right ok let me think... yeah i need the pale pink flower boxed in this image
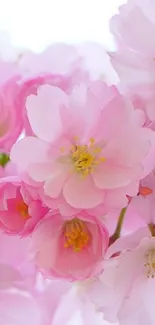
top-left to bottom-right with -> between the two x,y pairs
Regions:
0,230 -> 73,325
37,277 -> 72,325
19,44 -> 84,77
0,262 -> 40,325
110,0 -> 155,123
50,283 -> 108,325
19,43 -> 118,135
77,42 -> 119,85
11,82 -> 155,210
18,44 -> 90,135
0,231 -> 36,286
87,227 -> 155,325
0,289 -> 42,325
31,210 -> 109,281
19,74 -> 79,136
0,179 -> 48,236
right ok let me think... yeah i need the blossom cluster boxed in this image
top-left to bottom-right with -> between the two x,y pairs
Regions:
1,1 -> 155,324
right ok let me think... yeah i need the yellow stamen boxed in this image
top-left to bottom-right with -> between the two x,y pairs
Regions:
16,201 -> 30,219
63,218 -> 90,252
60,147 -> 65,153
71,138 -> 105,177
144,249 -> 155,278
59,137 -> 105,177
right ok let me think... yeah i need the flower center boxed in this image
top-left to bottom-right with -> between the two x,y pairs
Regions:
16,200 -> 30,219
63,218 -> 90,252
71,138 -> 105,177
144,249 -> 155,278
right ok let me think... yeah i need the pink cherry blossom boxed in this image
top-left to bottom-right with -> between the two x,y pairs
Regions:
19,74 -> 82,136
19,43 -> 118,135
87,227 -> 155,325
0,229 -> 73,325
31,210 -> 109,281
18,44 -> 90,135
77,42 -> 119,85
0,231 -> 36,286
0,74 -> 23,152
110,0 -> 155,123
11,82 -> 155,210
50,282 -> 109,325
0,178 -> 48,236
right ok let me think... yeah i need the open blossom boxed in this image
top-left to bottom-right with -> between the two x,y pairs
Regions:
0,178 -> 48,236
86,227 -> 155,325
105,228 -> 155,325
31,210 -> 109,281
110,0 -> 155,123
11,82 -> 155,210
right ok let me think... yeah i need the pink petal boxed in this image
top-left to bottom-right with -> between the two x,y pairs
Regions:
28,162 -> 57,182
0,291 -> 41,325
0,211 -> 26,233
93,163 -> 142,189
94,90 -> 129,142
11,137 -> 49,171
0,264 -> 22,289
44,166 -> 69,198
26,85 -> 68,142
63,174 -> 104,209
142,279 -> 155,324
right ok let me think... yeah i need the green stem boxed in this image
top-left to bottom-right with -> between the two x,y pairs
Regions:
110,207 -> 127,244
0,153 -> 10,167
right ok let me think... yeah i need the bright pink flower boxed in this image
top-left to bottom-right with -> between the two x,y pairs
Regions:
0,74 -> 23,152
0,179 -> 48,235
31,210 -> 109,281
11,83 -> 155,210
110,0 -> 155,123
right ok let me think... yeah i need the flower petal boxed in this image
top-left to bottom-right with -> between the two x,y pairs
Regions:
63,174 -> 104,209
44,165 -> 69,198
26,85 -> 68,142
93,163 -> 142,189
11,137 -> 49,171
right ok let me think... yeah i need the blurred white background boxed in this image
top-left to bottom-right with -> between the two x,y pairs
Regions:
0,0 -> 125,51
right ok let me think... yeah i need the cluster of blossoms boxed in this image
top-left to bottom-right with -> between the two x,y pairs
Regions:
1,1 -> 155,324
